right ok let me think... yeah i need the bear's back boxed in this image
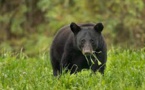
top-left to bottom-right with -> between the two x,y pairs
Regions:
50,25 -> 73,60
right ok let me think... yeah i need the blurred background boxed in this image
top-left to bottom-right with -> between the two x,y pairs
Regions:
0,0 -> 145,56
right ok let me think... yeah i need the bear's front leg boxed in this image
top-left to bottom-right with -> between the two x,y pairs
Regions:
90,59 -> 99,73
90,56 -> 106,74
60,52 -> 71,74
95,48 -> 107,74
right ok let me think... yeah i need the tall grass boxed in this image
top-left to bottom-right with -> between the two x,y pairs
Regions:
0,48 -> 145,90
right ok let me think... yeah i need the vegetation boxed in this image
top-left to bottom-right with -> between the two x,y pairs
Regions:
0,48 -> 145,90
0,1 -> 145,90
0,0 -> 144,53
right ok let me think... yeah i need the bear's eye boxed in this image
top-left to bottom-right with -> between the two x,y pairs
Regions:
90,39 -> 95,44
81,39 -> 85,44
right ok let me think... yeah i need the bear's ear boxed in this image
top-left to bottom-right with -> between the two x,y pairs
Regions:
94,23 -> 104,33
70,22 -> 81,35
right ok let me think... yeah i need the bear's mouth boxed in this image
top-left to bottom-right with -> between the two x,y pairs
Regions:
82,47 -> 94,56
83,49 -> 102,65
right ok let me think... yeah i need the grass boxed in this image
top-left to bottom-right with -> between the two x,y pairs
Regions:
0,47 -> 145,90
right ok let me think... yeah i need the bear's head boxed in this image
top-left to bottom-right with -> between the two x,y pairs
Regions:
70,22 -> 104,56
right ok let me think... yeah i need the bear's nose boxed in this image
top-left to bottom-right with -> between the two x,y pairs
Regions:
82,42 -> 93,56
83,49 -> 92,56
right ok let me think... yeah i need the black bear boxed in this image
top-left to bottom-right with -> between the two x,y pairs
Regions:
50,22 -> 107,76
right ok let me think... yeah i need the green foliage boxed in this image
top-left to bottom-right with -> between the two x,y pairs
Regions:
0,1 -> 145,89
0,48 -> 145,90
0,0 -> 145,48
0,35 -> 52,56
0,0 -> 145,47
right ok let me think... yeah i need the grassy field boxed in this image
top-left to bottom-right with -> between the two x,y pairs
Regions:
0,47 -> 145,90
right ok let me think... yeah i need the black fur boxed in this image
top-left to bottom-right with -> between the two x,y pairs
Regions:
50,22 -> 107,76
